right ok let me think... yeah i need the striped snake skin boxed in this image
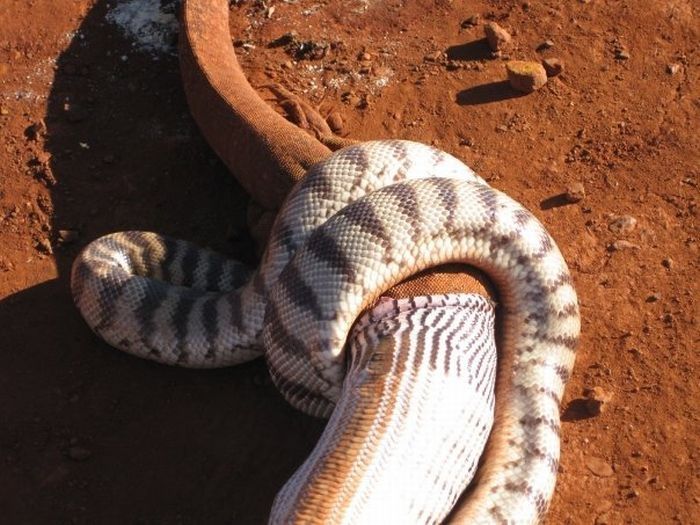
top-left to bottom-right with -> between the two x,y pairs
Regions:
71,140 -> 580,524
270,294 -> 498,523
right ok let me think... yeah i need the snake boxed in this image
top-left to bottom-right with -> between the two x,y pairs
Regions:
71,140 -> 580,524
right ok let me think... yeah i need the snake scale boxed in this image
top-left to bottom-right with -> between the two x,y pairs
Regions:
71,140 -> 580,524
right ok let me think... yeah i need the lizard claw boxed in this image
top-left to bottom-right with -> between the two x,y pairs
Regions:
264,83 -> 357,151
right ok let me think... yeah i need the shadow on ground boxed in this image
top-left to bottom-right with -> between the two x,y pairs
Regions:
0,2 -> 324,522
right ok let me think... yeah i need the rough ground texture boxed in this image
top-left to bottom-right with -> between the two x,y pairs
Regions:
0,1 -> 698,524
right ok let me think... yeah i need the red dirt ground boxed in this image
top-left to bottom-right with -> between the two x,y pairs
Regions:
0,1 -> 697,524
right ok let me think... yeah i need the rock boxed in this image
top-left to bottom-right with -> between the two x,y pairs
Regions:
609,240 -> 640,251
506,61 -> 548,93
585,456 -> 615,477
424,50 -> 443,62
461,15 -> 481,28
67,446 -> 92,461
37,238 -> 53,255
564,182 -> 585,203
484,22 -> 511,51
537,39 -> 555,51
666,63 -> 681,75
608,215 -> 637,234
542,57 -> 564,77
584,386 -> 613,416
662,257 -> 673,269
615,49 -> 630,60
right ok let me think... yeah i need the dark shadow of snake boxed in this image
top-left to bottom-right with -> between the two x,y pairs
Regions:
0,1 -> 321,522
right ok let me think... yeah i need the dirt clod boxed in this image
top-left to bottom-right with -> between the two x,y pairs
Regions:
609,240 -> 640,251
584,386 -> 613,416
537,40 -> 555,51
586,456 -> 615,477
564,182 -> 585,203
460,15 -> 480,28
646,293 -> 661,302
506,61 -> 548,93
608,215 -> 637,234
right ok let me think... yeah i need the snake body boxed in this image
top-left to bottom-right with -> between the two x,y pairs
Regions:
71,140 -> 579,523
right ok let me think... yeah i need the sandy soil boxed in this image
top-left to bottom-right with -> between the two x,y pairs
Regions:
0,1 -> 698,523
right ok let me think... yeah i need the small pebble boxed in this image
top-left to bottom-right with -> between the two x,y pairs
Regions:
608,215 -> 637,234
585,456 -> 615,477
662,257 -> 673,269
505,61 -> 548,93
584,386 -> 613,416
542,57 -> 564,77
666,63 -> 680,75
461,14 -> 481,28
537,40 -> 555,51
38,238 -> 53,255
484,22 -> 512,51
424,50 -> 443,62
67,446 -> 92,462
646,293 -> 661,303
609,240 -> 640,251
626,488 -> 640,499
564,182 -> 585,203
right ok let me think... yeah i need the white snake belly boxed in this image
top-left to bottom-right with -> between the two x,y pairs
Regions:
71,140 -> 580,524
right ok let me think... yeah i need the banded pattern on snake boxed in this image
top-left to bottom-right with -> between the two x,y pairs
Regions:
71,140 -> 580,524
